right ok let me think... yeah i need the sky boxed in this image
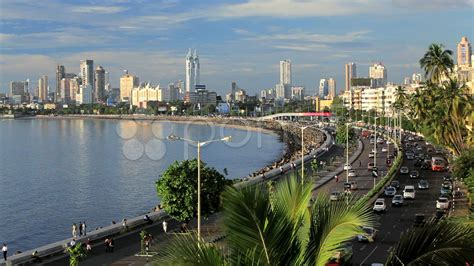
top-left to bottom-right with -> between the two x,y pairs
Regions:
0,0 -> 473,96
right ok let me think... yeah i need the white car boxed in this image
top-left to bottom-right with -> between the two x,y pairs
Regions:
357,226 -> 377,242
373,198 -> 386,212
330,191 -> 342,201
343,164 -> 352,170
436,197 -> 450,209
369,152 -> 375,158
381,147 -> 387,152
348,170 -> 357,177
403,185 -> 416,199
400,166 -> 409,174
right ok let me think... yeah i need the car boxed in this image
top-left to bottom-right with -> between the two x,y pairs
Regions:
427,147 -> 433,153
348,170 -> 357,177
390,180 -> 400,189
436,197 -> 450,209
343,164 -> 352,170
357,226 -> 377,242
435,148 -> 443,154
416,145 -> 423,151
442,181 -> 453,189
416,153 -> 425,159
371,148 -> 377,153
367,162 -> 375,170
421,162 -> 430,170
344,182 -> 352,191
440,184 -> 452,195
381,147 -> 387,153
384,186 -> 397,197
377,138 -> 384,144
443,176 -> 453,183
406,152 -> 415,160
408,136 -> 414,141
403,185 -> 416,199
409,170 -> 420,179
330,191 -> 342,201
392,195 -> 404,206
373,198 -> 386,212
350,181 -> 358,190
400,166 -> 409,174
414,158 -> 424,167
369,152 -> 375,158
414,214 -> 426,227
418,180 -> 429,190
434,209 -> 446,221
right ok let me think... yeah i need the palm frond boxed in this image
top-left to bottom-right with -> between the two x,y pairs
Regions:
386,221 -> 474,265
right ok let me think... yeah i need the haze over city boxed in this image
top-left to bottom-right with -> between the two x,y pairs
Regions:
1,0 -> 473,95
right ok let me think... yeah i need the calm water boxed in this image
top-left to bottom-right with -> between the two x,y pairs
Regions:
0,118 -> 284,252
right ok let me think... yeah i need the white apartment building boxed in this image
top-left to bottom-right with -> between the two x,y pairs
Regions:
131,83 -> 163,108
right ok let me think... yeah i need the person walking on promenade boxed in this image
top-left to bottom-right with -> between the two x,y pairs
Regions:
2,244 -> 7,261
32,250 -> 42,263
122,219 -> 128,231
86,239 -> 92,254
82,221 -> 87,236
109,238 -> 115,253
335,175 -> 339,183
72,224 -> 77,238
78,222 -> 83,236
162,220 -> 168,233
104,238 -> 110,252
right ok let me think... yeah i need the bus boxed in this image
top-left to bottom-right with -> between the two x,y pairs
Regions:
431,157 -> 446,172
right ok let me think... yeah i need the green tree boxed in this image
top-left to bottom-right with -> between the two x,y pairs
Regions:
419,43 -> 454,84
335,121 -> 355,145
67,243 -> 87,266
452,148 -> 474,182
158,177 -> 375,265
156,159 -> 232,222
386,221 -> 474,265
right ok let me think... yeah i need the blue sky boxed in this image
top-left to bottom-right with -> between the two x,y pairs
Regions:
0,0 -> 473,95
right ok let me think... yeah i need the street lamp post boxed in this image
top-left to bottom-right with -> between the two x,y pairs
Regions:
167,134 -> 232,241
346,121 -> 349,183
301,126 -> 307,185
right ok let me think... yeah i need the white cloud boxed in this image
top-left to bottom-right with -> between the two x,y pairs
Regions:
70,6 -> 128,14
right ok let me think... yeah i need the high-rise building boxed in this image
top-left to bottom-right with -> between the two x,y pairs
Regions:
9,81 -> 26,96
38,75 -> 48,102
185,49 -> 200,92
70,77 -> 80,103
291,86 -> 305,101
345,62 -> 356,91
404,77 -> 411,85
94,66 -> 106,103
280,59 -> 292,85
77,84 -> 92,105
60,78 -> 71,103
56,65 -> 65,96
80,60 -> 94,92
412,73 -> 423,84
328,78 -> 336,99
120,70 -> 139,102
369,62 -> 387,87
457,36 -> 472,67
319,79 -> 328,98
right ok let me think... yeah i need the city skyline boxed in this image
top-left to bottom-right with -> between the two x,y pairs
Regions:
0,0 -> 472,95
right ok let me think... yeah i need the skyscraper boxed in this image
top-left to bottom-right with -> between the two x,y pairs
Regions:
328,78 -> 336,99
345,62 -> 356,91
94,66 -> 106,103
457,36 -> 472,67
80,60 -> 94,92
185,49 -> 200,92
56,65 -> 65,96
319,79 -> 328,98
9,81 -> 26,96
280,60 -> 292,85
369,62 -> 387,87
120,70 -> 139,102
38,75 -> 48,102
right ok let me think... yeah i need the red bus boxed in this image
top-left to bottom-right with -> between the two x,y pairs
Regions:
431,157 -> 446,172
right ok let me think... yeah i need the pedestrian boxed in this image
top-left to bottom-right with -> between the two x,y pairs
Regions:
104,238 -> 110,252
69,238 -> 76,247
82,221 -> 87,236
109,238 -> 115,253
279,166 -> 284,175
79,222 -> 83,236
2,244 -> 7,261
335,175 -> 339,183
162,220 -> 168,233
32,250 -> 42,263
72,223 -> 77,238
359,160 -> 362,167
144,214 -> 153,225
122,219 -> 128,230
144,235 -> 151,253
86,239 -> 92,254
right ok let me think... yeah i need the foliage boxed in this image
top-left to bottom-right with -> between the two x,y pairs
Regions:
67,243 -> 87,266
419,43 -> 454,84
335,121 -> 356,145
158,177 -> 375,265
452,148 -> 474,181
156,159 -> 232,222
311,159 -> 319,175
386,221 -> 474,265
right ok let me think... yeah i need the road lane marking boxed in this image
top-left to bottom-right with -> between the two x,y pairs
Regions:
360,245 -> 367,251
360,246 -> 378,265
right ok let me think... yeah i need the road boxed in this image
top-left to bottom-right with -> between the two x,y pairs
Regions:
352,136 -> 450,265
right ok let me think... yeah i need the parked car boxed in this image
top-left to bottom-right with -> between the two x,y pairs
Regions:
350,181 -> 358,190
403,185 -> 416,199
348,170 -> 357,177
330,191 -> 342,201
410,170 -> 420,179
357,226 -> 377,242
392,195 -> 404,206
440,184 -> 452,195
373,198 -> 386,213
384,186 -> 397,197
390,180 -> 400,189
434,210 -> 446,221
418,180 -> 429,190
381,147 -> 387,153
367,162 -> 375,170
414,214 -> 426,227
400,166 -> 409,174
369,152 -> 375,158
343,164 -> 352,170
436,197 -> 450,210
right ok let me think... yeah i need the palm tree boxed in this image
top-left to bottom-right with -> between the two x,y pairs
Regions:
386,220 -> 474,265
158,177 -> 375,265
419,43 -> 454,84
